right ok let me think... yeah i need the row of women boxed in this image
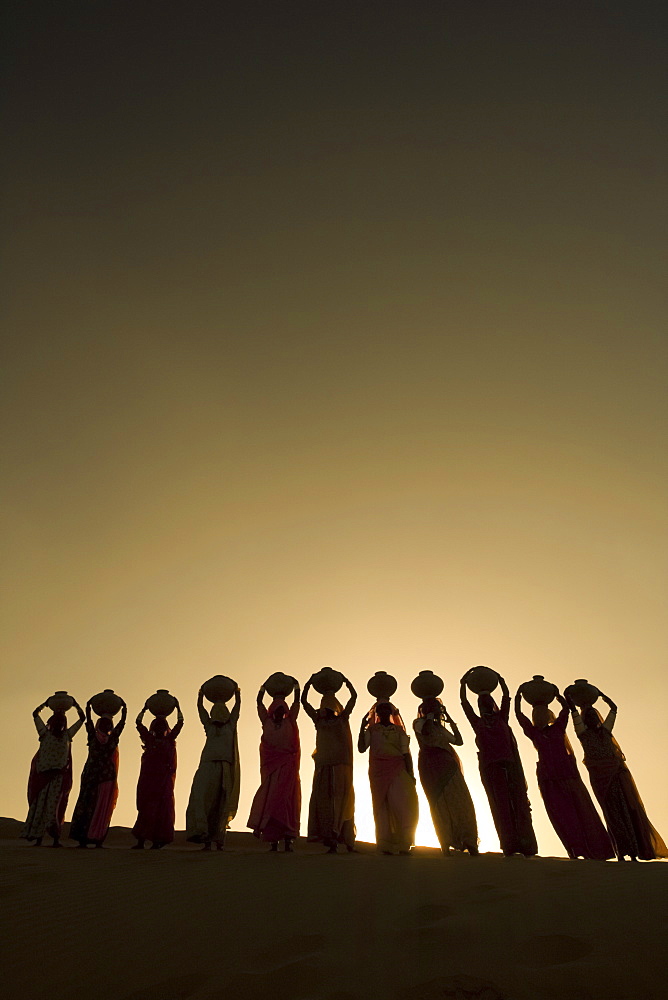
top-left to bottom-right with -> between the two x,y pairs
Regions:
21,667 -> 667,862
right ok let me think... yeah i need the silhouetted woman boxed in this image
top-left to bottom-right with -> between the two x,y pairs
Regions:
132,699 -> 184,850
70,698 -> 127,848
248,684 -> 301,851
514,689 -> 613,860
21,698 -> 85,847
460,670 -> 537,857
359,701 -> 419,855
567,688 -> 667,861
301,675 -> 357,853
413,697 -> 479,855
186,687 -> 241,851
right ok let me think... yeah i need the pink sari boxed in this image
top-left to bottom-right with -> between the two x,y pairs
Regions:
248,699 -> 301,841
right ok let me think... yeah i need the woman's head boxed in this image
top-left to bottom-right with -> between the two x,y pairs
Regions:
47,712 -> 67,735
149,717 -> 170,737
419,697 -> 443,719
272,704 -> 286,722
477,693 -> 497,717
376,702 -> 394,725
532,705 -> 555,730
583,706 -> 602,730
210,702 -> 230,725
96,717 -> 114,735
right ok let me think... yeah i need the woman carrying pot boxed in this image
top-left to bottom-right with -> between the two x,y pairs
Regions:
132,698 -> 184,850
70,696 -> 127,848
566,687 -> 667,861
248,680 -> 301,852
21,696 -> 85,847
460,669 -> 537,857
359,701 -> 419,855
514,687 -> 613,860
413,697 -> 479,855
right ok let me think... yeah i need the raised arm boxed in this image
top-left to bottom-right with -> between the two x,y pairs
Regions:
300,678 -> 317,722
136,704 -> 148,732
552,692 -> 570,730
197,688 -> 210,727
598,690 -> 617,731
230,687 -> 241,727
32,702 -> 47,735
170,698 -> 184,739
459,675 -> 478,728
441,706 -> 463,746
341,676 -> 357,718
112,699 -> 127,738
289,683 -> 301,721
357,712 -> 370,753
514,688 -> 532,735
256,685 -> 268,723
497,674 -> 510,721
68,698 -> 86,738
85,700 -> 96,736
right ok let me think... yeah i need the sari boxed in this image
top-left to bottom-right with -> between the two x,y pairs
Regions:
575,710 -> 667,860
133,719 -> 182,845
516,704 -> 613,859
20,715 -> 82,841
248,698 -> 301,842
307,706 -> 355,847
364,703 -> 419,854
70,717 -> 124,844
414,715 -> 478,853
186,703 -> 240,844
462,693 -> 537,856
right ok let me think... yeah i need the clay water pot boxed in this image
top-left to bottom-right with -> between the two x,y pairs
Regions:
311,667 -> 344,695
520,675 -> 558,706
411,670 -> 444,699
367,671 -> 398,700
46,691 -> 74,712
465,666 -> 499,694
201,675 -> 237,703
89,689 -> 123,717
145,689 -> 177,717
565,679 -> 600,709
264,672 -> 297,698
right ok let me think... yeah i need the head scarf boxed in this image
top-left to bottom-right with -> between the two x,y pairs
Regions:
320,691 -> 343,714
367,700 -> 406,730
418,697 -> 444,719
532,705 -> 574,755
46,711 -> 68,734
210,701 -> 230,723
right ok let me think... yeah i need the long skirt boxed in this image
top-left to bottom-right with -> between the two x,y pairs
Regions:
248,758 -> 301,842
307,763 -> 355,847
586,759 -> 668,860
186,761 -> 239,843
21,770 -> 72,841
418,747 -> 478,852
70,776 -> 119,844
370,756 -> 419,853
133,761 -> 177,845
480,756 -> 537,856
537,768 -> 613,860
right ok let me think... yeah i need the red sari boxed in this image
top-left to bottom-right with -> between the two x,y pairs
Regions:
132,721 -> 182,844
248,699 -> 301,842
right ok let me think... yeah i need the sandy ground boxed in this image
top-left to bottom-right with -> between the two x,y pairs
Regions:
1,819 -> 666,1000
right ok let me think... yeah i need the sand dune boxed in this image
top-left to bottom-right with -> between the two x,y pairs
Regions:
2,818 -> 666,1000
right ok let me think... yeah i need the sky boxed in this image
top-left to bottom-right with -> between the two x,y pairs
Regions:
1,0 -> 666,855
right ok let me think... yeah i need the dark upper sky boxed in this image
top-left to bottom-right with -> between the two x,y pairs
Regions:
1,1 -> 666,848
